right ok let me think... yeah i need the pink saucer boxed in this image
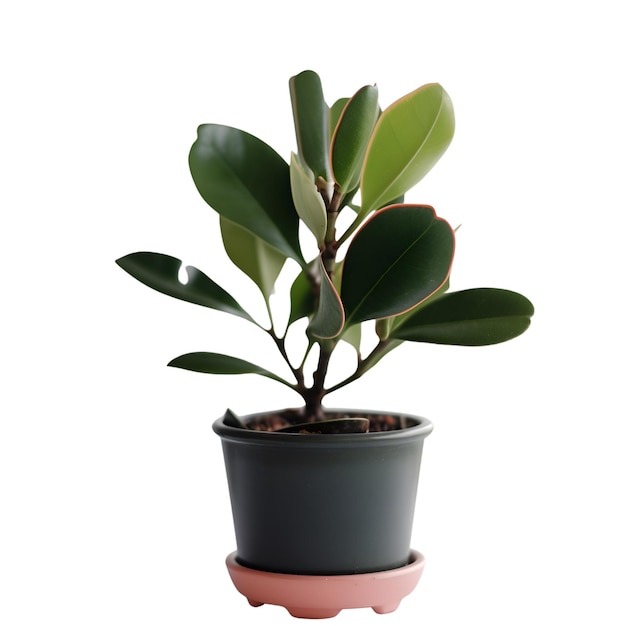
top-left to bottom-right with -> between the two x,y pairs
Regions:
225,550 -> 425,619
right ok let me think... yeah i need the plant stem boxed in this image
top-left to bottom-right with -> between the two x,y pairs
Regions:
295,185 -> 347,420
322,186 -> 342,278
268,328 -> 305,388
325,338 -> 400,396
303,343 -> 334,420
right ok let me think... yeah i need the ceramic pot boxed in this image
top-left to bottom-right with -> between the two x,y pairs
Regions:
213,408 -> 433,576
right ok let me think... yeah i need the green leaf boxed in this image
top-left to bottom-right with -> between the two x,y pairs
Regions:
389,288 -> 534,346
329,98 -> 349,135
341,205 -> 455,325
219,216 -> 286,304
289,152 -> 327,245
168,352 -> 293,387
189,124 -> 304,265
288,267 -> 315,326
360,83 -> 455,215
389,275 -> 450,329
116,252 -> 256,323
340,323 -> 361,353
289,70 -> 332,182
331,84 -> 379,193
308,257 -> 345,339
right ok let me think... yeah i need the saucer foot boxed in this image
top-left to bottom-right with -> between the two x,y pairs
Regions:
225,549 -> 425,619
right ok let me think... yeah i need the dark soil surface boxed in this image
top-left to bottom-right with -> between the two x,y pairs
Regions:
244,409 -> 410,433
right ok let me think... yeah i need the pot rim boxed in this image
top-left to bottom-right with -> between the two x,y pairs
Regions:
213,407 -> 433,447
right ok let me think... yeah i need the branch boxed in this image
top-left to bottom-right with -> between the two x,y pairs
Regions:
325,337 -> 402,396
267,327 -> 305,388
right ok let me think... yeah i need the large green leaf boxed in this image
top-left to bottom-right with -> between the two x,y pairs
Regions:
388,275 -> 450,328
341,205 -> 455,325
219,216 -> 286,304
116,252 -> 256,323
289,152 -> 327,245
389,288 -> 534,345
331,84 -> 379,193
289,70 -> 332,182
189,124 -> 304,265
168,352 -> 293,387
360,83 -> 455,215
308,257 -> 345,339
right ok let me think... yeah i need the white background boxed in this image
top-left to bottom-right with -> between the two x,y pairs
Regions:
2,1 -> 624,624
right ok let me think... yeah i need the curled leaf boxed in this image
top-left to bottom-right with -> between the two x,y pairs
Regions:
289,70 -> 332,182
290,152 -> 327,245
308,257 -> 345,339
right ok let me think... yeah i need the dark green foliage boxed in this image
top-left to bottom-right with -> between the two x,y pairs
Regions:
117,71 -> 533,420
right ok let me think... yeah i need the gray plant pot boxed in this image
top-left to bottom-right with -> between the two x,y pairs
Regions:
213,409 -> 433,576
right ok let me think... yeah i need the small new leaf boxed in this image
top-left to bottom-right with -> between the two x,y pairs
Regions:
289,70 -> 332,182
290,153 -> 327,245
331,84 -> 379,193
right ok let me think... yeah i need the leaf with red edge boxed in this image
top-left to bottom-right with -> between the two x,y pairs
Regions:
341,204 -> 455,325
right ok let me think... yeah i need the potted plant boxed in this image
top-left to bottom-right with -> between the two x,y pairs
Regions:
116,70 -> 534,618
